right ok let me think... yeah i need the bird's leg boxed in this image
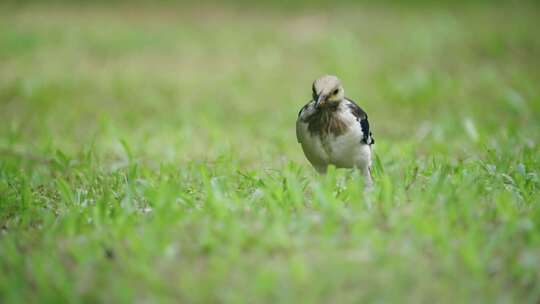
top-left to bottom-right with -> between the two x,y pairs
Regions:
363,166 -> 373,190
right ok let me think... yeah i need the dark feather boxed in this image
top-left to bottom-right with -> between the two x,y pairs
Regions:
306,103 -> 347,137
346,98 -> 374,145
298,101 -> 312,118
312,82 -> 318,101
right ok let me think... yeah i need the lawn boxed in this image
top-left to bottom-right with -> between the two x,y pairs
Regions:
1,1 -> 540,303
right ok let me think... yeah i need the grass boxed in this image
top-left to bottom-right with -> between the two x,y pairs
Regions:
1,2 -> 540,303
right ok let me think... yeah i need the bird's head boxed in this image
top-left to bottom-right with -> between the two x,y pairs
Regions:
312,75 -> 345,108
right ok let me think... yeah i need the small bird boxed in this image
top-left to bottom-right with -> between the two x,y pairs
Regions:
296,75 -> 375,187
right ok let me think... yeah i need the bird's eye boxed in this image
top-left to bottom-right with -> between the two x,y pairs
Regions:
333,89 -> 339,95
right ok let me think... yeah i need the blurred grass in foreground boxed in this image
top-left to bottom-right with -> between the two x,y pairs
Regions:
1,2 -> 540,303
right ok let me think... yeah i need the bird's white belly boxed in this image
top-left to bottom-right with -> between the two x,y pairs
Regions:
300,128 -> 371,169
298,128 -> 330,166
323,129 -> 371,168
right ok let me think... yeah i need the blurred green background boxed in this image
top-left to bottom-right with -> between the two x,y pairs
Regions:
1,1 -> 540,303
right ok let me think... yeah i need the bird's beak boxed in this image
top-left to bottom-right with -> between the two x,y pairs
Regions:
316,94 -> 326,107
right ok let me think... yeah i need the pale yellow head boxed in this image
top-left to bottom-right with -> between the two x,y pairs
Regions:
312,75 -> 345,107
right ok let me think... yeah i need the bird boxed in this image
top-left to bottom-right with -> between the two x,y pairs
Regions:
296,75 -> 375,187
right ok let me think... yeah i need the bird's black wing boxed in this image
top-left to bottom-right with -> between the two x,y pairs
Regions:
298,103 -> 308,118
296,100 -> 315,143
346,98 -> 374,145
297,100 -> 315,120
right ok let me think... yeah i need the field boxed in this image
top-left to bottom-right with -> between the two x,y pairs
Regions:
1,1 -> 540,303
